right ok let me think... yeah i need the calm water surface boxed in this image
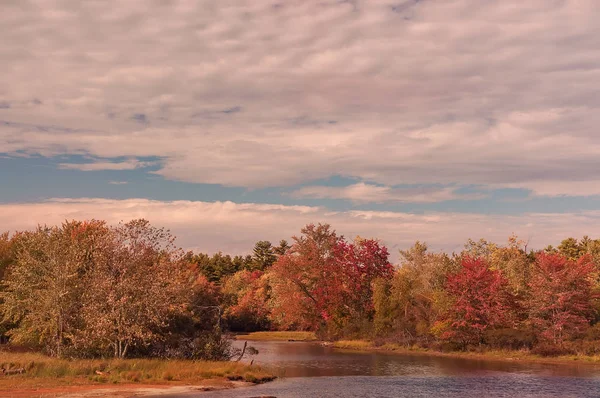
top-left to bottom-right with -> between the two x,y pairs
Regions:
171,341 -> 600,397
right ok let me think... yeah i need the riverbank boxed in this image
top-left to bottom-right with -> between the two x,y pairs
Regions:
331,340 -> 600,366
0,351 -> 275,397
235,331 -> 317,341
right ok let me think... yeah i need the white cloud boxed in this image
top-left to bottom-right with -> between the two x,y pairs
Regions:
1,1 -> 600,196
1,198 -> 599,261
59,159 -> 155,171
290,182 -> 487,203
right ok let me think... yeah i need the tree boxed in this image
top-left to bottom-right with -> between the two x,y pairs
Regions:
0,232 -> 16,342
374,242 -> 455,340
435,256 -> 515,347
250,241 -> 277,271
273,240 -> 291,256
487,235 -> 533,299
78,219 -> 190,358
270,224 -> 342,331
223,270 -> 272,332
558,237 -> 586,261
0,232 -> 13,281
330,237 -> 393,335
527,253 -> 596,345
270,224 -> 393,337
2,221 -> 110,356
193,252 -> 246,283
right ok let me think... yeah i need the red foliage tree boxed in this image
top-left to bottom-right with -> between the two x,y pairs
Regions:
270,224 -> 393,335
528,253 -> 596,344
436,256 -> 515,346
332,238 -> 394,321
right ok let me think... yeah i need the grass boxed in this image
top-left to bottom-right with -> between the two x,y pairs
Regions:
0,351 -> 275,391
332,340 -> 373,350
235,331 -> 317,341
331,340 -> 600,366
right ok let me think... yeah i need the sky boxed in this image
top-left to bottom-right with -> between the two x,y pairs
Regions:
2,0 -> 600,259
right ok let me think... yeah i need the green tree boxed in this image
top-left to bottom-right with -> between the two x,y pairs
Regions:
273,240 -> 291,256
251,241 -> 277,271
193,252 -> 243,283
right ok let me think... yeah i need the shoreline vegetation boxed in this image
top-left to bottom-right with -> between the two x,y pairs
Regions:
3,221 -> 600,394
235,331 -> 317,341
330,339 -> 600,366
0,350 -> 275,397
238,332 -> 600,367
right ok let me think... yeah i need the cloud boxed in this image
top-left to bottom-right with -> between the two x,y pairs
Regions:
1,1 -> 600,196
290,182 -> 487,203
58,159 -> 156,171
500,180 -> 600,198
1,198 -> 599,261
108,180 -> 128,185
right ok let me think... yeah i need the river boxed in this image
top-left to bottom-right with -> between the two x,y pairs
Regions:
174,340 -> 600,397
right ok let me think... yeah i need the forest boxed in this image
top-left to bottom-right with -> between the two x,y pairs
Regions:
1,219 -> 599,360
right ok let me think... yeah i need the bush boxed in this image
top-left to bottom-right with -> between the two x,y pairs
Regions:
585,324 -> 600,341
531,342 -> 575,357
573,340 -> 600,356
484,328 -> 537,350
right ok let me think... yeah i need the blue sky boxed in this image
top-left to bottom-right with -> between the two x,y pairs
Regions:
2,0 -> 600,257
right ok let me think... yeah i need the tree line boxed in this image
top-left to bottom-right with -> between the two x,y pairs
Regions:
1,220 -> 599,359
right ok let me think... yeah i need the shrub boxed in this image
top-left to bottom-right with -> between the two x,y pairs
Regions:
573,340 -> 600,356
585,324 -> 600,341
531,342 -> 575,357
484,328 -> 537,350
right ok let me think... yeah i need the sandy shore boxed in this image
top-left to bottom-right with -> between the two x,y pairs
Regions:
0,380 -> 254,398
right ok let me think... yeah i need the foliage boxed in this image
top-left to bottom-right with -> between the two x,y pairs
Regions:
223,270 -> 272,332
2,221 -> 111,356
250,241 -> 277,271
435,256 -> 516,347
77,220 -> 191,358
3,219 -> 600,359
270,224 -> 393,337
527,253 -> 596,345
192,252 -> 251,284
373,242 -> 455,342
483,327 -> 537,350
2,219 -> 228,360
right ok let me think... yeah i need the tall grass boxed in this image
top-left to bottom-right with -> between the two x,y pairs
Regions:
0,351 -> 274,386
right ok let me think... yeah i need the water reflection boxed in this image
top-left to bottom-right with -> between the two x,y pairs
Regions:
157,341 -> 600,398
237,340 -> 600,378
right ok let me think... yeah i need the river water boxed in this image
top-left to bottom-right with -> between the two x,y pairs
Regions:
178,340 -> 600,397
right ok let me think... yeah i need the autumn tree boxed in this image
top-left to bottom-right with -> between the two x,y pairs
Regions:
2,221 -> 110,356
270,224 -> 393,337
270,224 -> 342,331
434,256 -> 515,347
0,232 -> 13,281
487,235 -> 533,300
223,270 -> 272,331
330,237 -> 393,336
78,219 -> 190,358
527,253 -> 596,345
373,242 -> 455,340
0,232 -> 16,342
